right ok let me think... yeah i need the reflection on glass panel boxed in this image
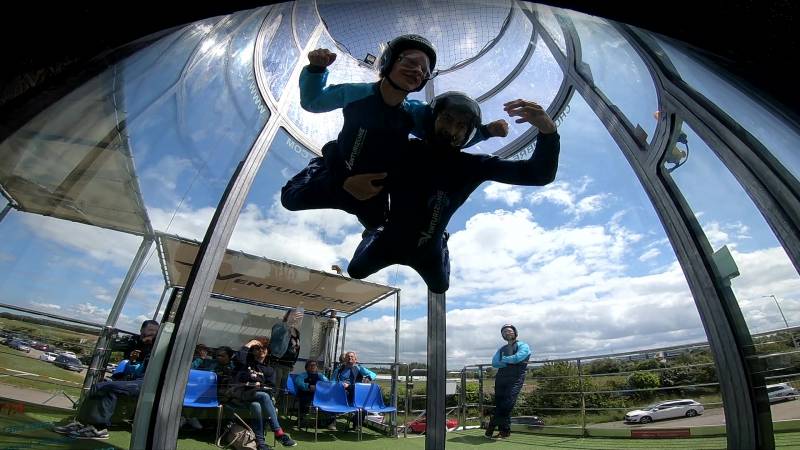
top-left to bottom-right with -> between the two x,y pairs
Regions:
468,38 -> 562,155
572,16 -> 658,144
665,124 -> 800,335
262,2 -> 300,102
177,296 -> 331,447
534,4 -> 566,56
434,4 -> 531,100
0,8 -> 270,447
665,124 -> 800,406
293,0 -> 319,50
317,0 -> 511,70
126,8 -> 269,239
228,127 -> 360,270
655,37 -> 800,182
285,32 -> 378,150
446,91 -> 708,362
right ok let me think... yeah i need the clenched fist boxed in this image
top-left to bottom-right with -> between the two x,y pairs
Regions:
308,48 -> 337,68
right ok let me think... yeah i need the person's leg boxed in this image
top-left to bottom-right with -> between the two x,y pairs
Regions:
346,230 -> 395,280
412,239 -> 450,294
78,379 -> 142,429
500,368 -> 527,436
254,392 -> 296,447
247,400 -> 267,447
280,156 -> 338,212
271,365 -> 289,412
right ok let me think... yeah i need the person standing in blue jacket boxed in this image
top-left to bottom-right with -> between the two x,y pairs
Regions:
487,324 -> 531,440
281,34 -> 508,230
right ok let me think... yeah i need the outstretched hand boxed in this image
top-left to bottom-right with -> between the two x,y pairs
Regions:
503,99 -> 557,134
486,119 -> 509,138
308,48 -> 337,67
343,172 -> 387,200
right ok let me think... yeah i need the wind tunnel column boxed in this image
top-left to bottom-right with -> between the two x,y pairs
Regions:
427,290 -> 446,449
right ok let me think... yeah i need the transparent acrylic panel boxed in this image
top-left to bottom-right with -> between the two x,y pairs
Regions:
0,8 -> 269,447
285,31 -> 378,150
434,3 -> 532,100
262,2 -> 300,102
293,0 -> 319,50
655,36 -> 800,182
316,0 -> 512,70
441,91 -> 709,367
664,124 -> 800,334
572,15 -> 659,144
468,37 -> 563,155
534,4 -> 566,56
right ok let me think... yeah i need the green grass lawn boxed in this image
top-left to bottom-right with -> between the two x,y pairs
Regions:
3,405 -> 800,450
0,348 -> 84,397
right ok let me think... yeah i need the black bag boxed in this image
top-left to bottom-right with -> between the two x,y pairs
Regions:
216,412 -> 258,450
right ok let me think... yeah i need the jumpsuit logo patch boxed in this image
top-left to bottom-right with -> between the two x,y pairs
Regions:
418,190 -> 448,247
345,128 -> 367,171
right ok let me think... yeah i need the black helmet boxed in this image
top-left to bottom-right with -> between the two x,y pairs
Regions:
430,91 -> 482,147
379,34 -> 437,92
501,324 -> 518,339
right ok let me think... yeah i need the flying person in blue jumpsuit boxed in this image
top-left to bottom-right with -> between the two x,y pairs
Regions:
280,34 -> 508,229
487,324 -> 531,439
346,92 -> 560,293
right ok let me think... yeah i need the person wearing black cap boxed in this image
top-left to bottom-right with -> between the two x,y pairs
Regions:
486,324 -> 531,439
346,92 -> 560,293
281,35 -> 508,230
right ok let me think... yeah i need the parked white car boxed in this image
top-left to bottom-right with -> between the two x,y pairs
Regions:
59,351 -> 78,359
624,399 -> 704,424
767,383 -> 798,403
39,352 -> 58,362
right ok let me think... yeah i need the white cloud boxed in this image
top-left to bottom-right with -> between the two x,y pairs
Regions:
638,248 -> 660,262
19,214 -> 142,269
483,182 -> 523,206
30,301 -> 61,310
528,178 -> 608,219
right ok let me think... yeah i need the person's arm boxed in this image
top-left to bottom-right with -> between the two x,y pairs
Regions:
299,48 -> 374,113
475,130 -> 559,185
319,373 -> 330,383
297,372 -> 310,391
358,365 -> 378,381
491,348 -> 506,369
264,367 -> 277,388
463,120 -> 510,148
501,341 -> 531,364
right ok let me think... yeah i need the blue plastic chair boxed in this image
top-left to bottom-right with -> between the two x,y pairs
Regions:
182,369 -> 223,439
354,383 -> 396,436
355,382 -> 397,414
311,381 -> 360,441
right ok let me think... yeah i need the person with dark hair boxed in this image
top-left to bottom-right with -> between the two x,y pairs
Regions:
331,351 -> 376,430
226,338 -> 296,449
55,320 -> 161,439
191,343 -> 216,371
214,346 -> 238,403
486,324 -> 531,440
295,360 -> 333,428
281,34 -> 507,230
347,92 -> 560,293
269,309 -> 302,409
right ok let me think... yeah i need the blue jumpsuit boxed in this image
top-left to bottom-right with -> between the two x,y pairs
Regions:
347,132 -> 560,293
490,340 -> 532,433
281,65 -> 487,229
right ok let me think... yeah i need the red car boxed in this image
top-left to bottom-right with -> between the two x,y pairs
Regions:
406,415 -> 459,433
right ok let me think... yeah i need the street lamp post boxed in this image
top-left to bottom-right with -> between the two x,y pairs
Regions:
761,295 -> 789,329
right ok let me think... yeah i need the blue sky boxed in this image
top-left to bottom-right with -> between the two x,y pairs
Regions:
1,2 -> 799,368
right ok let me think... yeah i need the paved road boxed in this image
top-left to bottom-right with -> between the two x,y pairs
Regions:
590,400 -> 800,429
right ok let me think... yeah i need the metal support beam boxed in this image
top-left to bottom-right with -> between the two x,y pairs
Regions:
392,290 -> 401,435
81,235 -> 153,398
426,290 -> 446,449
0,202 -> 11,223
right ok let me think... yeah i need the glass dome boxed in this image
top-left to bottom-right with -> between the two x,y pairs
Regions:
1,1 -> 799,449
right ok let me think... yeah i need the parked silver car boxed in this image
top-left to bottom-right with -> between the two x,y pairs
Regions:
767,383 -> 798,403
624,399 -> 704,424
8,340 -> 31,353
39,352 -> 59,362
